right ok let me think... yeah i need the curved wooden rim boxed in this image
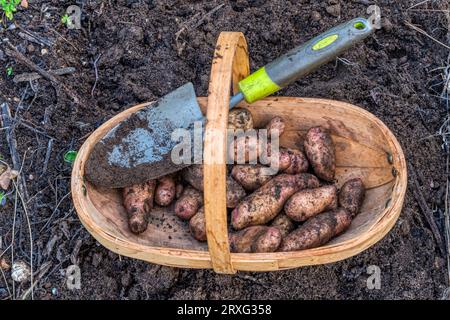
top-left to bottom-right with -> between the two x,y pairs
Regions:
203,32 -> 249,274
71,32 -> 407,272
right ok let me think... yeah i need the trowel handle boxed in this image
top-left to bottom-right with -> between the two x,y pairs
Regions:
236,17 -> 374,104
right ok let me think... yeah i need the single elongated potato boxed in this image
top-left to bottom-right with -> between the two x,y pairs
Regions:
122,180 -> 156,234
279,208 -> 352,251
231,164 -> 274,191
228,108 -> 254,130
304,126 -> 336,181
174,186 -> 203,220
155,175 -> 176,206
339,178 -> 365,217
270,213 -> 295,237
231,173 -> 320,230
229,226 -> 282,253
189,207 -> 206,241
183,165 -> 245,208
284,148 -> 309,174
284,185 -> 338,222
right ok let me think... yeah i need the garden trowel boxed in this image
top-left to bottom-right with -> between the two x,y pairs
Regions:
85,18 -> 375,188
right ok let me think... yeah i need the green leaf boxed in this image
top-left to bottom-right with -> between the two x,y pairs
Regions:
64,150 -> 78,164
61,14 -> 71,26
6,66 -> 13,76
0,191 -> 6,206
1,0 -> 20,20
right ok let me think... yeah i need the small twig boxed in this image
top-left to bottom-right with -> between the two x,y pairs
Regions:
1,103 -> 22,171
41,139 -> 54,177
10,119 -> 55,140
0,245 -> 12,261
3,40 -> 80,104
337,57 -> 357,66
91,54 -> 101,97
407,0 -> 431,11
175,3 -> 225,55
13,84 -> 30,121
404,21 -> 450,50
15,24 -> 55,47
4,41 -> 59,83
409,163 -> 446,256
445,155 -> 450,286
17,32 -> 51,47
47,27 -> 81,52
13,67 -> 76,83
20,262 -> 52,300
39,191 -> 72,232
1,103 -> 29,201
408,9 -> 450,13
13,180 -> 34,300
11,182 -> 18,300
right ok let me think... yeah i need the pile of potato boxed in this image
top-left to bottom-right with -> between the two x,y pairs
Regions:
121,108 -> 365,253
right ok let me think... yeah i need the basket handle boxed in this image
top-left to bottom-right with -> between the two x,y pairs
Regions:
203,32 -> 250,274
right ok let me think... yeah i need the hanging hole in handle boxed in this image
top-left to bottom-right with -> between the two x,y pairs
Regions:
353,21 -> 367,30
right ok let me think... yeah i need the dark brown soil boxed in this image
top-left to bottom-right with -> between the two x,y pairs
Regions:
1,0 -> 450,300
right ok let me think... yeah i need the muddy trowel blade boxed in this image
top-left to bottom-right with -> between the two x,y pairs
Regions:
85,82 -> 204,188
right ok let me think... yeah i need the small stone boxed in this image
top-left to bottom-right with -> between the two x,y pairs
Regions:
434,257 -> 445,269
51,288 -> 58,296
382,18 -> 393,32
310,11 -> 321,22
27,44 -> 35,53
398,219 -> 410,236
92,252 -> 103,267
11,261 -> 31,283
326,4 -> 341,17
429,180 -> 439,189
399,56 -> 408,64
0,257 -> 10,271
121,273 -> 132,287
41,48 -> 48,55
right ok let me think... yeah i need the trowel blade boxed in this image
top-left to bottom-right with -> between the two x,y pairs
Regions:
84,82 -> 204,188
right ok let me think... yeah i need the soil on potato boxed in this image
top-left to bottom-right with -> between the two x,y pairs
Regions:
1,0 -> 450,300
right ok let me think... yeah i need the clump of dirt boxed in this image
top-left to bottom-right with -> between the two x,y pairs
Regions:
1,0 -> 449,299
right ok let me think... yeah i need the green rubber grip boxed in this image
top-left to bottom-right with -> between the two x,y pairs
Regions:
238,17 -> 375,103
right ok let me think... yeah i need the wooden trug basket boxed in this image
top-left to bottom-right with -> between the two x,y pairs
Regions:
72,32 -> 407,274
